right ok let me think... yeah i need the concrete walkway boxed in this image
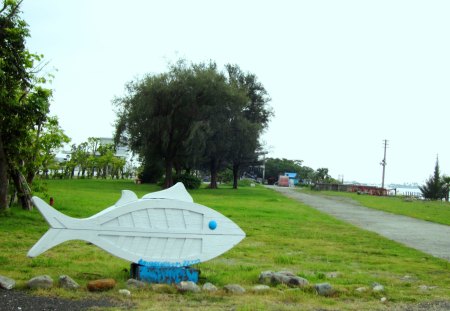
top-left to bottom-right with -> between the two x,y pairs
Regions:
267,186 -> 450,261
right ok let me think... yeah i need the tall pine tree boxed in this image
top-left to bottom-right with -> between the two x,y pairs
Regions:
419,157 -> 445,200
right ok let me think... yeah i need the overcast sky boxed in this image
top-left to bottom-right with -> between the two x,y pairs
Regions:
22,0 -> 449,185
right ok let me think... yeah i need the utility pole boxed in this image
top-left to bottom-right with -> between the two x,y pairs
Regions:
380,139 -> 388,189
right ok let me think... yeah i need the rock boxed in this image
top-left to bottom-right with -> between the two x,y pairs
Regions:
0,275 -> 16,290
400,275 -> 418,283
126,278 -> 147,289
176,281 -> 200,293
119,289 -> 131,297
59,275 -> 79,290
202,282 -> 218,292
418,285 -> 437,291
259,271 -> 274,283
259,271 -> 308,287
27,275 -> 53,289
372,283 -> 384,292
315,283 -> 334,296
252,285 -> 270,292
355,287 -> 367,293
224,284 -> 245,294
325,272 -> 340,279
87,279 -> 116,292
381,297 -> 387,303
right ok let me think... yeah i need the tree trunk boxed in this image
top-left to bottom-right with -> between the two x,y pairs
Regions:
0,135 -> 9,211
164,160 -> 173,189
209,158 -> 218,189
446,186 -> 449,202
26,121 -> 42,185
174,161 -> 182,177
232,163 -> 239,189
26,170 -> 36,186
9,190 -> 17,206
10,169 -> 33,210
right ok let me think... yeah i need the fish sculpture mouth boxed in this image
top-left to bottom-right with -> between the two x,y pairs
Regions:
28,183 -> 246,266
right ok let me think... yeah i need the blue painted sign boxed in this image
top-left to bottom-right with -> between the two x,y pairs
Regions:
131,263 -> 200,284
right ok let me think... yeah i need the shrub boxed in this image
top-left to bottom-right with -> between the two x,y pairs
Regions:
173,174 -> 201,189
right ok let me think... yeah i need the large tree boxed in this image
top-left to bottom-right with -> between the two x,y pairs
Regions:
196,64 -> 244,189
0,0 -> 53,211
115,61 -> 206,188
115,61 -> 272,189
224,64 -> 272,189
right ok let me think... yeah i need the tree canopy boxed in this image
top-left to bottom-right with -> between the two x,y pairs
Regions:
114,60 -> 272,188
0,0 -> 68,211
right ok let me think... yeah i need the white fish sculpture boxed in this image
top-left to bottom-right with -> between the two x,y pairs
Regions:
28,183 -> 245,266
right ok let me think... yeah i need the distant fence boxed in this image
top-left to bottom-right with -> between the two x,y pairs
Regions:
398,191 -> 423,199
313,183 -> 388,196
313,183 -> 424,199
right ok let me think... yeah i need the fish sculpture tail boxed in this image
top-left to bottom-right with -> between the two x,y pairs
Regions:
27,197 -> 79,258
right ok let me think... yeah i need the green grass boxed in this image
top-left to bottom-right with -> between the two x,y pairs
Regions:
303,188 -> 450,226
0,179 -> 449,310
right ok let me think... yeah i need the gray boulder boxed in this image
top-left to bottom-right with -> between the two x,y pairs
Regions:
28,275 -> 53,289
315,283 -> 334,296
224,284 -> 245,294
259,271 -> 308,287
325,272 -> 341,279
0,275 -> 16,290
202,282 -> 218,292
355,286 -> 367,293
126,278 -> 147,289
59,275 -> 79,290
176,281 -> 200,293
372,282 -> 384,292
119,289 -> 131,296
252,285 -> 270,292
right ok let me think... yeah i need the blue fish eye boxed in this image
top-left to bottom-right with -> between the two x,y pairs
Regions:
208,220 -> 217,230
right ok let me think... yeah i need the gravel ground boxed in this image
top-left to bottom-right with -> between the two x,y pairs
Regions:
0,289 -> 126,311
268,186 -> 450,261
394,300 -> 450,311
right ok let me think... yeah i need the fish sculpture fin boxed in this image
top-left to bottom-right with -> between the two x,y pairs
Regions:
27,229 -> 74,258
115,190 -> 138,207
85,190 -> 139,220
142,182 -> 194,203
31,196 -> 73,229
28,197 -> 78,258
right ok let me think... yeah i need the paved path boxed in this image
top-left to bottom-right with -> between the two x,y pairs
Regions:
267,186 -> 450,261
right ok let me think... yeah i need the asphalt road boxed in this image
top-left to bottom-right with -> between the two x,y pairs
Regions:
267,186 -> 450,262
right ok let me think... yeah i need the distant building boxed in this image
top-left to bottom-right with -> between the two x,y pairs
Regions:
284,172 -> 299,185
278,175 -> 290,187
98,137 -> 129,159
55,137 -> 130,163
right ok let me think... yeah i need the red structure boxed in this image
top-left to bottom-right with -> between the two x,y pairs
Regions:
278,176 -> 290,187
348,185 -> 388,196
313,183 -> 388,196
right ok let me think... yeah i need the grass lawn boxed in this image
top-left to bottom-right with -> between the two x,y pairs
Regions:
302,188 -> 450,226
0,179 -> 449,310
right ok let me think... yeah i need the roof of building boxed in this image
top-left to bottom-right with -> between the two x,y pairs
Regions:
285,172 -> 297,178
